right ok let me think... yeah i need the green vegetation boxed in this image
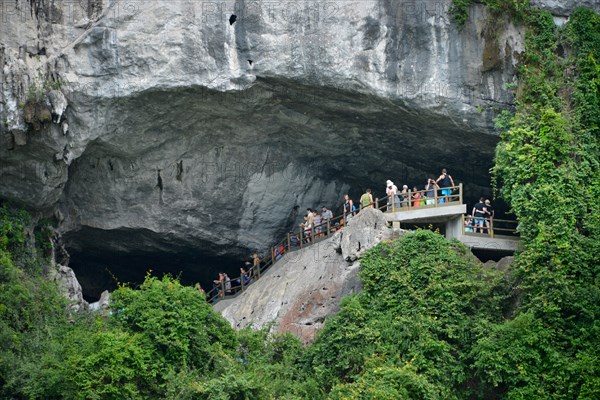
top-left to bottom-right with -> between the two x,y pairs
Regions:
489,6 -> 600,398
1,3 -> 598,399
20,75 -> 63,131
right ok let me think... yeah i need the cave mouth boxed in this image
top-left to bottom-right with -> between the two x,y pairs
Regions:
69,248 -> 243,303
64,227 -> 250,302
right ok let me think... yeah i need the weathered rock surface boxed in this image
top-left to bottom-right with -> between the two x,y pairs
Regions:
0,1 -> 596,282
47,264 -> 87,311
216,208 -> 399,343
89,290 -> 111,313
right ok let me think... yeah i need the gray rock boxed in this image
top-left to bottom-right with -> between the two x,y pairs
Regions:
217,207 -> 395,343
89,290 -> 111,313
48,264 -> 88,311
12,130 -> 27,146
532,0 -> 600,16
47,90 -> 68,122
0,0 -> 594,272
338,208 -> 392,261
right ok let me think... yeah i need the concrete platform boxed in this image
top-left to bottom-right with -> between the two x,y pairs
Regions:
456,232 -> 521,252
385,204 -> 466,223
385,205 -> 520,253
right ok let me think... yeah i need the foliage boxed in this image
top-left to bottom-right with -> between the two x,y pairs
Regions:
306,231 -> 510,399
487,6 -> 600,399
1,5 -> 600,400
111,275 -> 238,370
450,0 -> 531,28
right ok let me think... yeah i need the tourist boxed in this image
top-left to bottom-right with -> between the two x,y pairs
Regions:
321,206 -> 333,221
386,180 -> 399,211
314,212 -> 323,237
464,216 -> 474,233
252,253 -> 261,275
213,272 -> 225,298
472,198 -> 487,233
194,283 -> 205,295
237,267 -> 250,286
224,273 -> 232,294
424,178 -> 438,205
400,185 -> 409,207
360,188 -> 373,209
412,186 -> 421,207
303,208 -> 315,243
435,168 -> 455,203
343,195 -> 355,222
484,199 -> 495,235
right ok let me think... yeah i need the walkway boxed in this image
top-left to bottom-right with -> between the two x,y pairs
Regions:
382,184 -> 520,252
207,184 -> 520,303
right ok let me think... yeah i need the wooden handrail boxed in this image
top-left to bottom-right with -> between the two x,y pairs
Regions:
205,184 -> 517,304
463,215 -> 519,238
379,185 -> 462,212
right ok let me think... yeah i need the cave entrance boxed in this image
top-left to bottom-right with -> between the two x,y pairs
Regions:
64,227 -> 249,302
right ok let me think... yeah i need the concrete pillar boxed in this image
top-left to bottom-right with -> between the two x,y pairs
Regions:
445,216 -> 463,240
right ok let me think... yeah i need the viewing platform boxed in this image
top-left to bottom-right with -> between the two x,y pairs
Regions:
380,184 -> 520,253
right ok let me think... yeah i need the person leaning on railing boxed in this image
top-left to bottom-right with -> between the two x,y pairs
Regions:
412,186 -> 422,207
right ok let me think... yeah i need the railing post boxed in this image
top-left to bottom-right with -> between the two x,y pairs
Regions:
311,224 -> 315,244
271,246 -> 275,266
241,275 -> 245,292
220,280 -> 225,298
434,188 -> 438,207
343,208 -> 346,224
459,183 -> 463,204
327,219 -> 331,236
299,224 -> 303,249
392,195 -> 395,213
287,233 -> 291,252
408,190 -> 412,209
490,219 -> 494,238
256,263 -> 261,279
375,198 -> 379,209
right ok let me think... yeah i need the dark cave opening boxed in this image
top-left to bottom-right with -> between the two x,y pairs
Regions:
69,248 -> 246,303
64,227 -> 252,302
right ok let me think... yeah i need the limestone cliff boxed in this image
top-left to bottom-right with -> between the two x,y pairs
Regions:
0,1 -> 594,282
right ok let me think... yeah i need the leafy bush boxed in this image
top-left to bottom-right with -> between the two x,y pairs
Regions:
307,231 -> 509,399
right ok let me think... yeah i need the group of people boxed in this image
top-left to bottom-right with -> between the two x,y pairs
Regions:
383,169 -> 456,210
210,253 -> 261,299
466,198 -> 495,234
300,206 -> 336,243
206,168 -> 497,301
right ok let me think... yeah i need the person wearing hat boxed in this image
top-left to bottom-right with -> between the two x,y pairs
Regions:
400,184 -> 409,207
386,180 -> 399,211
484,199 -> 495,235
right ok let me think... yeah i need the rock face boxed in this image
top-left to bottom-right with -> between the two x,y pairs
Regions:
216,208 -> 397,343
47,264 -> 87,311
0,1 -> 594,285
